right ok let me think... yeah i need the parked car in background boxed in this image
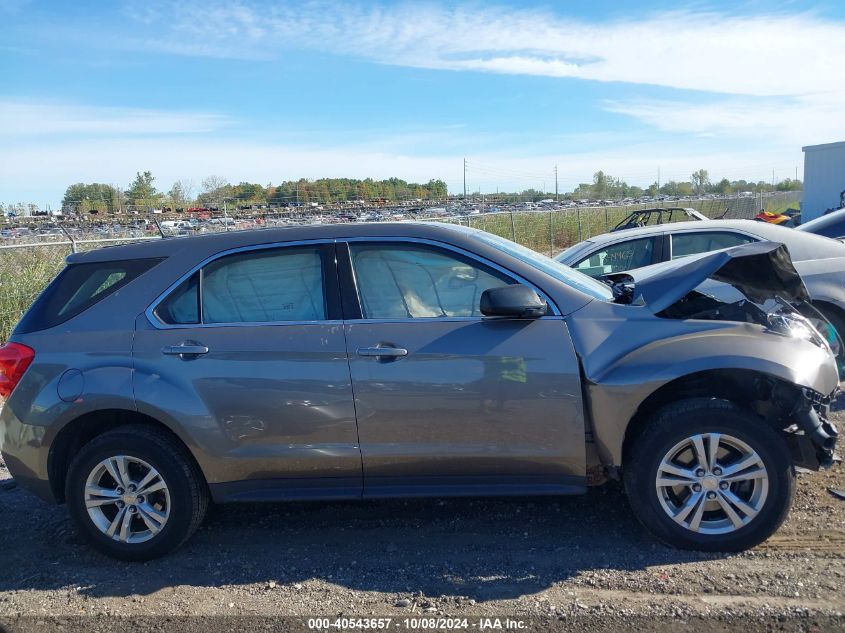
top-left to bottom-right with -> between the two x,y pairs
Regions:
611,207 -> 708,232
556,220 -> 845,370
0,223 -> 838,560
754,209 -> 801,227
798,208 -> 845,240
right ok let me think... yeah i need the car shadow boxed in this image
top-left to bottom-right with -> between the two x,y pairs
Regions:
0,481 -> 727,602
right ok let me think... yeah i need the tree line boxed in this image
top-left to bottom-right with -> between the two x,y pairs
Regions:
59,173 -> 449,213
53,168 -> 803,214
566,169 -> 802,202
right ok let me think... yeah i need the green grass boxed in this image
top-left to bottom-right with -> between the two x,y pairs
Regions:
764,202 -> 802,216
0,246 -> 69,343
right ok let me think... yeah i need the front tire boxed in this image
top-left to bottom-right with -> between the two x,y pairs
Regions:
66,425 -> 208,561
623,398 -> 794,551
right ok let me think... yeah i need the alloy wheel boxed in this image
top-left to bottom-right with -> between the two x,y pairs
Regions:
655,433 -> 769,535
84,455 -> 171,544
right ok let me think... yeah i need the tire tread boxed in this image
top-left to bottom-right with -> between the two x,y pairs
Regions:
65,424 -> 209,560
623,398 -> 794,552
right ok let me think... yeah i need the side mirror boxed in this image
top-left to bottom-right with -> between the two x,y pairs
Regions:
480,285 -> 547,318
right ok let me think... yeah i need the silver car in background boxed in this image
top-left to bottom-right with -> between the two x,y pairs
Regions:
0,223 -> 838,560
556,219 -> 845,368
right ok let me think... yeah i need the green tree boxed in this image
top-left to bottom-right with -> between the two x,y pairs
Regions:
776,178 -> 802,191
690,169 -> 711,194
62,182 -> 119,213
126,171 -> 160,206
233,182 -> 265,202
660,180 -> 694,196
592,171 -> 608,199
168,180 -> 194,207
262,177 -> 447,205
198,175 -> 232,205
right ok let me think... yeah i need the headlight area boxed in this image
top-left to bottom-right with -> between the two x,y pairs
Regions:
767,309 -> 829,350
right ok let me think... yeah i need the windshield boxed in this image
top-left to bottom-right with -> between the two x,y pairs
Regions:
443,225 -> 613,301
554,241 -> 593,263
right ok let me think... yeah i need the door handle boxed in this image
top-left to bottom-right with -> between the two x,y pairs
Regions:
162,342 -> 209,357
357,345 -> 408,359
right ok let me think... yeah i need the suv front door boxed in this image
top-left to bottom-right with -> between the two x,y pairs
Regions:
339,239 -> 586,497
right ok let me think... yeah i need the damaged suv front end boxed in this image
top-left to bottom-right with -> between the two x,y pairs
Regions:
570,241 -> 839,477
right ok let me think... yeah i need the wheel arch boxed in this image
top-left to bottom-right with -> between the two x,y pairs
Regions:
619,369 -> 782,465
47,408 -> 207,504
812,299 -> 845,323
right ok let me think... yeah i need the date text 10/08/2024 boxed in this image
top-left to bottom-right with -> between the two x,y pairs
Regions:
307,618 -> 527,630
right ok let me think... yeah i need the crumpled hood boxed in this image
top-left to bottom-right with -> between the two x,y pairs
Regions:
610,241 -> 811,313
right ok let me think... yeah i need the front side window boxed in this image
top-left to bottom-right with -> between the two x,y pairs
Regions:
573,237 -> 657,277
153,246 -> 326,325
671,231 -> 756,259
350,243 -> 511,319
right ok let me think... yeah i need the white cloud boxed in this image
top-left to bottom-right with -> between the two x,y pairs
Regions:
118,2 -> 845,98
605,90 -> 845,147
0,101 -> 231,136
3,3 -> 836,204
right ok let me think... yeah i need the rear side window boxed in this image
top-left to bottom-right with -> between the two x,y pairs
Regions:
153,246 -> 328,325
203,247 -> 325,323
16,258 -> 163,334
671,231 -> 755,259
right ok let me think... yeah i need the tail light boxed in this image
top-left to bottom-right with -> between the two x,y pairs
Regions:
0,342 -> 35,400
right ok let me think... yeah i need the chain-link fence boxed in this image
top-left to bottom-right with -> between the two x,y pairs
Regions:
440,191 -> 801,256
0,192 -> 801,342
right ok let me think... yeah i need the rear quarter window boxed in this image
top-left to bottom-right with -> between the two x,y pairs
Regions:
15,258 -> 163,334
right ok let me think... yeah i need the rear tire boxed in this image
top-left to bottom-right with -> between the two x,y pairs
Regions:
66,425 -> 208,561
623,398 -> 794,552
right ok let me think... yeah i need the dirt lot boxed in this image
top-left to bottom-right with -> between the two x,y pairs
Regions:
1,412 -> 843,633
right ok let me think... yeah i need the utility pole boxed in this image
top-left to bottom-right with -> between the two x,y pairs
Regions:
463,158 -> 467,199
554,165 -> 559,201
657,166 -> 661,192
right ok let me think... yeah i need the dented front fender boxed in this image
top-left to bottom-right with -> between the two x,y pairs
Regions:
567,299 -> 839,467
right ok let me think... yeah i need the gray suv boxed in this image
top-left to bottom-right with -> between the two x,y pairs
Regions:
0,223 -> 838,560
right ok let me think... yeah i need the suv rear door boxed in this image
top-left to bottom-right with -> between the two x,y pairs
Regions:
132,241 -> 362,501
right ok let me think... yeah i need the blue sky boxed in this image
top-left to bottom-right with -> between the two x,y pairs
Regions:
2,0 -> 845,207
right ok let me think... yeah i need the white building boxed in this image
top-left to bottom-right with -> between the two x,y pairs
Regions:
802,140 -> 845,222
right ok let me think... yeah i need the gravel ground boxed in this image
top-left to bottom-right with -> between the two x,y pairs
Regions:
0,412 -> 843,633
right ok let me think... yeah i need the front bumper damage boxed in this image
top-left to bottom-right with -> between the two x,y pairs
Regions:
792,388 -> 839,468
789,388 -> 840,469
